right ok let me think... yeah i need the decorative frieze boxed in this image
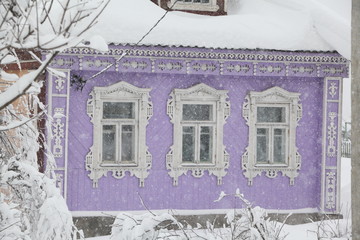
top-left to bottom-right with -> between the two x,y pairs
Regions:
327,112 -> 337,157
329,82 -> 338,98
52,45 -> 348,78
323,66 -> 346,75
225,63 -> 251,73
52,108 -> 65,158
64,46 -> 348,65
122,60 -> 148,69
191,62 -> 217,73
321,77 -> 342,214
54,76 -> 66,92
258,65 -> 282,74
84,59 -> 111,68
157,61 -> 183,71
55,172 -> 64,196
325,171 -> 336,210
290,65 -> 315,75
50,57 -> 74,67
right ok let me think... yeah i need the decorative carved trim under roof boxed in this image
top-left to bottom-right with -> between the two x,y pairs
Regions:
50,45 -> 349,78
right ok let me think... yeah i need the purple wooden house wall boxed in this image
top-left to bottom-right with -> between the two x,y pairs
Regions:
46,45 -> 348,215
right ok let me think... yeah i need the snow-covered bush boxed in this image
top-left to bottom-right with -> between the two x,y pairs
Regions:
0,0 -> 108,239
0,89 -> 84,240
0,158 -> 74,240
0,0 -> 109,109
110,212 -> 178,240
214,189 -> 288,240
310,215 -> 352,240
0,191 -> 24,240
109,189 -> 287,240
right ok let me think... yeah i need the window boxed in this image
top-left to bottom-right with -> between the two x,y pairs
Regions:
86,81 -> 153,187
255,106 -> 288,165
167,83 -> 230,186
182,104 -> 214,163
101,102 -> 136,164
242,87 -> 302,185
168,0 -> 219,12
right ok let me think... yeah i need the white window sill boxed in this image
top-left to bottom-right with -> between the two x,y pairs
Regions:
181,163 -> 216,167
101,162 -> 138,167
255,164 -> 288,168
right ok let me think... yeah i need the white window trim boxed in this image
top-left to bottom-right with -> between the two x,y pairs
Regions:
168,0 -> 219,12
242,86 -> 302,186
167,83 -> 230,186
86,81 -> 153,188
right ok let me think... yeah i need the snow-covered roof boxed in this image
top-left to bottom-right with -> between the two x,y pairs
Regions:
88,0 -> 351,59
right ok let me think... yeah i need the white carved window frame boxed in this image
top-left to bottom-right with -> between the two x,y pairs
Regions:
168,0 -> 220,12
242,86 -> 302,186
86,81 -> 153,188
167,83 -> 230,186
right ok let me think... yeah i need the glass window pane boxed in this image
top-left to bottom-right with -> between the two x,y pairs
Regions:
103,102 -> 134,119
182,126 -> 195,162
182,104 -> 213,121
201,0 -> 209,2
273,128 -> 286,163
102,125 -> 116,162
256,128 -> 269,163
257,107 -> 286,123
200,126 -> 212,162
121,125 -> 135,162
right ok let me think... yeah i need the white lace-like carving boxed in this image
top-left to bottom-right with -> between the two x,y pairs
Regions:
242,87 -> 302,185
86,81 -> 152,188
166,83 -> 230,186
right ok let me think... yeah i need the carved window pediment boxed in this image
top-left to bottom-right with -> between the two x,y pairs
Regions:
86,81 -> 153,187
242,86 -> 302,185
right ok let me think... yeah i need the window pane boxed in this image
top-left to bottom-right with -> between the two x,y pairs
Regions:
201,0 -> 209,2
257,107 -> 286,123
256,128 -> 269,163
273,128 -> 286,163
182,126 -> 195,162
102,125 -> 116,162
200,126 -> 212,162
182,104 -> 213,121
121,125 -> 135,162
103,102 -> 134,119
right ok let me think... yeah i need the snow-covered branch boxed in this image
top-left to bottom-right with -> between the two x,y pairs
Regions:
0,0 -> 109,110
0,52 -> 56,109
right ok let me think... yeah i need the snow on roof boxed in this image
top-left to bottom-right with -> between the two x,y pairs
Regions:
88,0 -> 350,59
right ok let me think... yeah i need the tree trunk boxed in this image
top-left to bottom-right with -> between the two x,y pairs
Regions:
352,0 -> 360,239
